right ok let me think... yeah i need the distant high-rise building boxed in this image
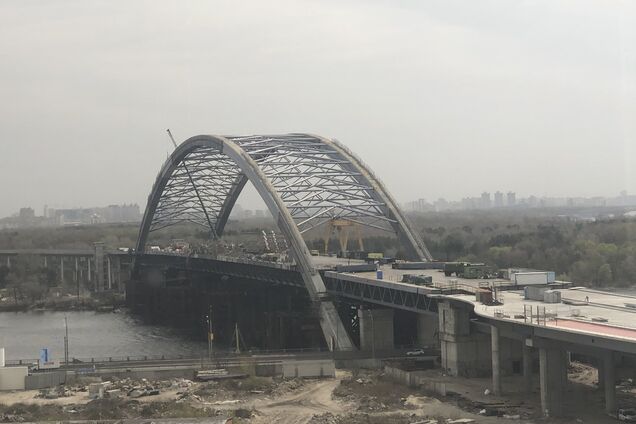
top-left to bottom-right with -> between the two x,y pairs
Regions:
480,192 -> 491,208
494,191 -> 504,208
507,192 -> 516,207
19,207 -> 35,219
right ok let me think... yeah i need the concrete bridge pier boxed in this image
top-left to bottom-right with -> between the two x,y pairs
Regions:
603,351 -> 616,414
438,301 -> 491,377
60,257 -> 64,284
94,242 -> 104,291
491,325 -> 501,395
539,346 -> 567,417
358,308 -> 394,352
522,340 -> 534,394
416,313 -> 439,347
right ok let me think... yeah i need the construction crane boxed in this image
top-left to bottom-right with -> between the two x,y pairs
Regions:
322,218 -> 364,255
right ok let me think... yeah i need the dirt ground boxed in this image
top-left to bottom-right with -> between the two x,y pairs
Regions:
0,363 -> 634,423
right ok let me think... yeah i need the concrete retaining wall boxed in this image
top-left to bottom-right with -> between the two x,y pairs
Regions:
282,360 -> 335,378
25,371 -> 67,390
384,365 -> 447,396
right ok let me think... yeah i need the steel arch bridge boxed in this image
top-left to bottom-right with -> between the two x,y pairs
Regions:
137,133 -> 431,350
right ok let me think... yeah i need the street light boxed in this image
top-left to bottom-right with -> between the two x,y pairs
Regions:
63,316 -> 69,365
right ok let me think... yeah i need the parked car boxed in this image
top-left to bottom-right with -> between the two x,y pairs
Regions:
618,408 -> 636,422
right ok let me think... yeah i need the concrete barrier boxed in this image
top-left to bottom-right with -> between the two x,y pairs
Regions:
282,360 -> 335,378
25,371 -> 67,390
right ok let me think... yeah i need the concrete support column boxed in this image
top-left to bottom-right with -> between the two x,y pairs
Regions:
522,342 -> 533,394
6,256 -> 10,268
539,347 -> 566,417
358,308 -> 394,353
491,325 -> 501,395
107,257 -> 112,290
74,257 -> 79,282
416,313 -> 439,347
87,259 -> 92,282
94,242 -> 104,291
43,256 -> 48,268
603,351 -> 616,414
60,257 -> 64,284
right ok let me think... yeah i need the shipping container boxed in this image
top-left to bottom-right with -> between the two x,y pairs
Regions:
335,263 -> 376,273
525,286 -> 548,301
476,290 -> 493,304
513,272 -> 551,286
544,290 -> 562,304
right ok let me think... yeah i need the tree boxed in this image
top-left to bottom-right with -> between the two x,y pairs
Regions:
0,265 -> 9,288
596,263 -> 613,287
441,233 -> 465,261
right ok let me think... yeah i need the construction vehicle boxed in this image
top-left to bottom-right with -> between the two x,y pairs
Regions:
401,274 -> 433,286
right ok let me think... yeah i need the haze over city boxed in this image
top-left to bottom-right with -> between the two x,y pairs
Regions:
0,0 -> 634,218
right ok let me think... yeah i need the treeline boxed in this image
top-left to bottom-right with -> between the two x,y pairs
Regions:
0,210 -> 634,288
410,210 -> 636,287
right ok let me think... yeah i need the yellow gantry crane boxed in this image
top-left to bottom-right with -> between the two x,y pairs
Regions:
322,218 -> 364,255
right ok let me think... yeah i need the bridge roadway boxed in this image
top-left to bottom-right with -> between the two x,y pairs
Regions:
0,248 -> 128,257
137,252 -> 636,350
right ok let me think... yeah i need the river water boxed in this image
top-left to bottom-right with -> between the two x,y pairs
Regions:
0,310 -> 207,361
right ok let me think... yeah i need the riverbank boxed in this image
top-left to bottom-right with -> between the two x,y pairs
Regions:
0,292 -> 125,312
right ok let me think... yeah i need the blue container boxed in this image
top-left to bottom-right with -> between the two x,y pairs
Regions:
376,270 -> 383,279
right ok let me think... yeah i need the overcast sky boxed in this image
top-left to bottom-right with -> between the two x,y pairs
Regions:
0,0 -> 634,217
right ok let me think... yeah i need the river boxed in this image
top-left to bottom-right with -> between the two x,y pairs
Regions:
0,310 -> 207,361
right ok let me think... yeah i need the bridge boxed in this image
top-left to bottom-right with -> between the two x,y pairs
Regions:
4,133 -> 636,417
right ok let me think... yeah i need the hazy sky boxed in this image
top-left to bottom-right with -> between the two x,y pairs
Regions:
0,0 -> 634,217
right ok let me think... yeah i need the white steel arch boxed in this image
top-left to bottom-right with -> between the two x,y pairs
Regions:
137,134 -> 432,350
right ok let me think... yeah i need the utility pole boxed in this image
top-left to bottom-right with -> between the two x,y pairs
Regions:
235,323 -> 240,354
370,309 -> 375,360
63,316 -> 69,365
206,305 -> 213,361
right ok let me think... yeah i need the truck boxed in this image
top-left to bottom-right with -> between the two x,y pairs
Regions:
443,262 -> 467,276
444,262 -> 495,279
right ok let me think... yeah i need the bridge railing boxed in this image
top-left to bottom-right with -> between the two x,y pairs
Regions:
5,345 -> 434,367
139,251 -> 297,271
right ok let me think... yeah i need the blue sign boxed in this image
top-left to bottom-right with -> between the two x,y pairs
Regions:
39,348 -> 49,364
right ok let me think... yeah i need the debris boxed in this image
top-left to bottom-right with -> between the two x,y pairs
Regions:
446,419 -> 475,423
503,414 -> 520,419
88,382 -> 110,399
212,400 -> 241,405
128,389 -> 145,398
483,388 -> 490,395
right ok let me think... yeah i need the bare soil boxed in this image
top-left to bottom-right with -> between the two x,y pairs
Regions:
1,364 -> 635,423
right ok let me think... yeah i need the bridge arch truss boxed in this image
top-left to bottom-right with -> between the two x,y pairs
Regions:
137,133 -> 431,350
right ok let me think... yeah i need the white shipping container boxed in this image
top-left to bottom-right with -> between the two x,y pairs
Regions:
544,290 -> 562,304
0,366 -> 28,391
514,272 -> 550,286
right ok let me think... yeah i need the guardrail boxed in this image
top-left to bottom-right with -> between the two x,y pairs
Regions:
5,345 -> 432,368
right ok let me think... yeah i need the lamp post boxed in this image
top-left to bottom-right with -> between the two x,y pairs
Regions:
63,316 -> 69,365
206,305 -> 213,361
